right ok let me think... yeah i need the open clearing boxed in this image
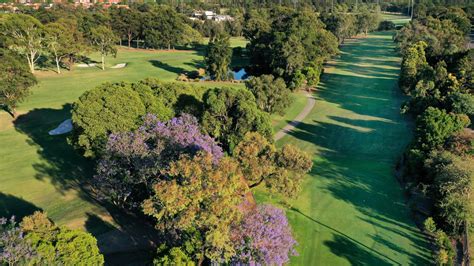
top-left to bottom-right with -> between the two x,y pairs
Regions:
257,31 -> 430,265
0,38 -> 305,235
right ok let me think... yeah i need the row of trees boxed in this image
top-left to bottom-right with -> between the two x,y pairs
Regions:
0,13 -> 118,72
68,78 -> 313,263
242,5 -> 381,90
0,4 -> 204,74
321,4 -> 382,43
1,212 -> 103,265
395,6 -> 473,265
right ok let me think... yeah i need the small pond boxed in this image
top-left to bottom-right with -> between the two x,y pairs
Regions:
200,68 -> 248,81
233,68 -> 248,80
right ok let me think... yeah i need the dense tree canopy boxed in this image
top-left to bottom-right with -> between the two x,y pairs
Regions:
355,5 -> 381,35
433,155 -> 474,234
231,204 -> 297,265
399,41 -> 430,93
415,107 -> 469,151
320,5 -> 357,44
21,212 -> 104,265
95,114 -> 223,208
245,8 -> 338,89
141,5 -> 201,49
395,17 -> 468,59
44,20 -> 81,74
0,49 -> 37,116
1,212 -> 103,265
396,12 -> 473,255
205,33 -> 232,81
234,132 -> 313,198
143,152 -> 248,262
109,7 -> 140,47
245,74 -> 292,115
71,82 -> 171,157
201,87 -> 273,152
0,14 -> 45,73
136,78 -> 204,116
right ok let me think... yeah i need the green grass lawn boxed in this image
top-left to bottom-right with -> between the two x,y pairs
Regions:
256,31 -> 431,265
0,37 -> 304,234
381,13 -> 411,26
271,91 -> 308,133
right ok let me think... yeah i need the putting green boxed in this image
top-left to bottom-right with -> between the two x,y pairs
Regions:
258,31 -> 430,265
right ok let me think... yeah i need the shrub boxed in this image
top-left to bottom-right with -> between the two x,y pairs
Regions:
378,20 -> 396,31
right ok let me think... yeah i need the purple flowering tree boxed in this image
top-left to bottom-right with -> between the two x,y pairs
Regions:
0,217 -> 37,265
95,113 -> 223,208
232,204 -> 297,265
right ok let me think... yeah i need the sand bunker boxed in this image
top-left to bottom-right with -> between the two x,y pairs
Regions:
49,119 -> 73,135
111,63 -> 127,69
77,63 -> 96,68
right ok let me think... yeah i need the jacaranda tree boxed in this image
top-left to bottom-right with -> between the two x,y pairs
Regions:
143,152 -> 248,263
95,113 -> 223,208
231,204 -> 297,265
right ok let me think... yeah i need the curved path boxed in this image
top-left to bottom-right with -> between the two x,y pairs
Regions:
274,92 -> 316,141
268,32 -> 430,265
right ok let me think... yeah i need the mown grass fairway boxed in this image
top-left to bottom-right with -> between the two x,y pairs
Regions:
0,38 -> 306,233
381,13 -> 411,26
258,31 -> 430,265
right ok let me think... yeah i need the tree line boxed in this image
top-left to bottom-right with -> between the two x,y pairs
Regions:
204,4 -> 381,86
0,2 -> 383,116
0,4 -> 203,73
395,5 -> 473,265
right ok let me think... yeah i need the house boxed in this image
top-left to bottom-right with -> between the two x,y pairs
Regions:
213,14 -> 233,22
192,10 -> 216,20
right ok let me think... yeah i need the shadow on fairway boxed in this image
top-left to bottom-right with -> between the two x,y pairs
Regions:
13,104 -> 93,194
184,59 -> 205,69
282,31 -> 429,264
287,120 -> 430,264
85,208 -> 160,265
0,192 -> 42,220
149,60 -> 187,75
13,104 -> 162,257
325,234 -> 394,266
291,207 -> 399,265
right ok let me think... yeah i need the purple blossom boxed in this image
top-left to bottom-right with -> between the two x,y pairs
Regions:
0,216 -> 37,265
95,113 -> 224,208
232,205 -> 298,266
139,113 -> 223,161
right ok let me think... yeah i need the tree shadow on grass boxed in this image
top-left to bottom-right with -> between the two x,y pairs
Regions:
0,192 -> 42,220
325,234 -> 394,266
149,60 -> 187,75
286,119 -> 429,264
85,207 -> 160,265
291,207 -> 400,265
12,104 -> 162,261
183,59 -> 205,69
13,104 -> 93,194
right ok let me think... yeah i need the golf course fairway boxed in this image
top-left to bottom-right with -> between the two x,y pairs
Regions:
265,31 -> 431,265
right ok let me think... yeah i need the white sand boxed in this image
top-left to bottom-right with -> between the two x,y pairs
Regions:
49,119 -> 73,135
77,63 -> 96,68
111,63 -> 127,69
